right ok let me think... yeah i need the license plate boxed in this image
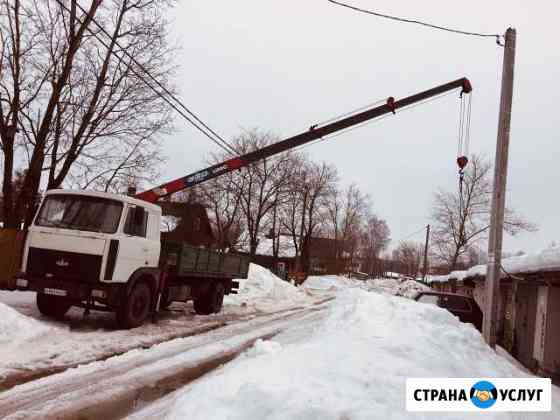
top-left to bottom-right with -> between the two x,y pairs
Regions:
44,288 -> 67,297
16,278 -> 28,288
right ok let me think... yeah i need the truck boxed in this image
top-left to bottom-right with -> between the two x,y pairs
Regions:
13,189 -> 249,328
9,77 -> 472,328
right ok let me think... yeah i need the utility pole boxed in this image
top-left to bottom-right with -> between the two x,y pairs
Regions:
483,28 -> 516,348
422,224 -> 430,282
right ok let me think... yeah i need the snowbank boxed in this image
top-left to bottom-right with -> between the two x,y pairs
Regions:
394,279 -> 431,299
166,289 -> 558,419
369,277 -> 401,293
302,275 -> 379,294
226,264 -> 310,310
0,301 -> 50,348
302,275 -> 355,291
302,275 -> 429,298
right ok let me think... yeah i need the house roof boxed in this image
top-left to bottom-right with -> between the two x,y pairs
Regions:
427,244 -> 560,283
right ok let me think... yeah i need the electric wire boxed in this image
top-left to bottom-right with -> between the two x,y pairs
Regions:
326,0 -> 503,44
393,226 -> 428,244
54,0 -> 239,156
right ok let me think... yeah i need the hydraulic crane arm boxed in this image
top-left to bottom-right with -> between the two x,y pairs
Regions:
136,77 -> 472,203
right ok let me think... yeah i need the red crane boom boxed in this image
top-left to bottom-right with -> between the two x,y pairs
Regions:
136,77 -> 472,203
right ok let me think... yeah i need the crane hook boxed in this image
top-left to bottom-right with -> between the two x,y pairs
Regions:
456,155 -> 468,171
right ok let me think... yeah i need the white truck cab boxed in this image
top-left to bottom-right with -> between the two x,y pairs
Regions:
17,189 -> 163,327
15,189 -> 247,328
23,189 -> 161,283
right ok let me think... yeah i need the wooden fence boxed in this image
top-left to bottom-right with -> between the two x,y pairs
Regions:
0,229 -> 24,289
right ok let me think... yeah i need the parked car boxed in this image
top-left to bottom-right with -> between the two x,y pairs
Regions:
415,292 -> 483,331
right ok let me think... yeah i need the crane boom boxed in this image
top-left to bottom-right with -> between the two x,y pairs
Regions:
136,77 -> 472,203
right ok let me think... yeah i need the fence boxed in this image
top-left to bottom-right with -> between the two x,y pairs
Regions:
0,229 -> 24,289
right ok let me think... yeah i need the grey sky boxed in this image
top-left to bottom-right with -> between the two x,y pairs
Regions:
161,0 -> 559,254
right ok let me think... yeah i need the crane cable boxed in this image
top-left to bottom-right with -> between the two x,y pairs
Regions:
457,93 -> 472,216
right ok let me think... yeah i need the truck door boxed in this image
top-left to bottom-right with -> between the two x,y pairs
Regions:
116,205 -> 151,280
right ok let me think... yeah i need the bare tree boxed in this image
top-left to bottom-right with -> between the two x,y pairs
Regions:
280,158 -> 337,272
393,241 -> 423,278
326,183 -> 369,274
208,129 -> 300,260
360,214 -> 391,276
0,0 -> 175,228
198,174 -> 245,251
430,154 -> 536,271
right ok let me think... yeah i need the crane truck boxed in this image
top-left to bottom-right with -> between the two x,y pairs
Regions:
9,78 -> 472,328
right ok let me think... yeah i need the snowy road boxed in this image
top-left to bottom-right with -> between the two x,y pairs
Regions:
0,300 -> 331,420
0,291 -> 306,391
0,265 -> 316,391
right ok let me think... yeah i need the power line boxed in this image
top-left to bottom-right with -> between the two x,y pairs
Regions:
326,0 -> 503,44
393,226 -> 428,244
53,0 -> 238,156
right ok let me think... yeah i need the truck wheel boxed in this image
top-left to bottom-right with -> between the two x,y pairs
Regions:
194,282 -> 225,315
116,281 -> 152,329
36,293 -> 72,319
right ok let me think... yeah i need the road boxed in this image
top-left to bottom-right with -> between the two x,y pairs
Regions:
0,298 -> 331,420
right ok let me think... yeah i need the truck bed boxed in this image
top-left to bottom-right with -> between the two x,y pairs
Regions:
161,241 -> 249,279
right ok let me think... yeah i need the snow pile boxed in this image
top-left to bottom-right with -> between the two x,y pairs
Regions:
394,279 -> 431,299
167,289 -> 558,419
226,264 -> 309,309
0,301 -> 50,348
303,275 -> 425,297
302,275 -> 374,292
369,277 -> 401,293
302,275 -> 352,291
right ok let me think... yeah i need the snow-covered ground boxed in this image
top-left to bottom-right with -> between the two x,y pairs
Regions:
302,274 -> 369,291
0,264 -> 310,389
3,266 -> 558,419
132,288 -> 559,419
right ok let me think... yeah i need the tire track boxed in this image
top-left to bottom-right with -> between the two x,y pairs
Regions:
0,301 -> 331,420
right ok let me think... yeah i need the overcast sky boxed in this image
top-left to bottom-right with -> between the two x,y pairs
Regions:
161,0 -> 559,254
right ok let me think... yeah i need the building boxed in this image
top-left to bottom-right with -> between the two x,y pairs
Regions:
428,246 -> 560,381
159,201 -> 215,247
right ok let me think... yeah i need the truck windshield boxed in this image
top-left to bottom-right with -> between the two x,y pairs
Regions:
35,195 -> 123,234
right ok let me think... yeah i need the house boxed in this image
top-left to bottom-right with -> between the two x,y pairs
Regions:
236,235 -> 349,277
158,201 -> 215,247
